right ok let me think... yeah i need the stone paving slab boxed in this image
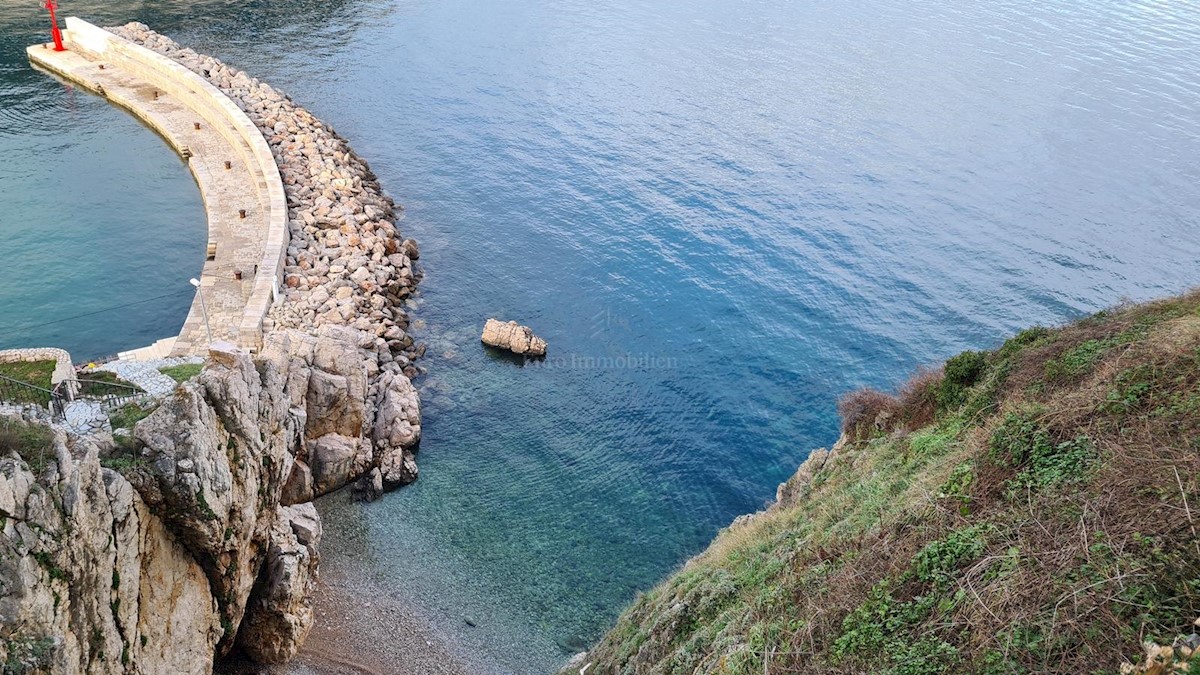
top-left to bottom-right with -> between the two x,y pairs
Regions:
98,355 -> 203,397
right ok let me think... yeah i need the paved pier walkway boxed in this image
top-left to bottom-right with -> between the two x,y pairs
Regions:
27,18 -> 287,356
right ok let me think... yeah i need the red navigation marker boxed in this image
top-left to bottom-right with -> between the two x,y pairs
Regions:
44,0 -> 65,52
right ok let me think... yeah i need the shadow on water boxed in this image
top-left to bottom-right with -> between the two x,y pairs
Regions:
481,346 -> 544,368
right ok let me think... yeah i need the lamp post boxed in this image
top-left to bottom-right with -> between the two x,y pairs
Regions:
43,0 -> 65,52
189,278 -> 213,345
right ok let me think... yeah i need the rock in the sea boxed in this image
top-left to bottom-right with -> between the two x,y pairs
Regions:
481,318 -> 547,356
378,447 -> 419,489
372,371 -> 421,450
306,433 -> 371,495
353,467 -> 384,502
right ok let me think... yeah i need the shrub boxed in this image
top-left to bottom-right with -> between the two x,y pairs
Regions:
0,417 -> 54,473
937,461 -> 975,511
839,388 -> 899,441
997,326 -> 1052,360
913,525 -> 989,585
989,411 -> 1045,466
1101,365 -> 1155,415
1045,338 -> 1117,381
989,411 -> 1095,495
898,368 -> 943,429
833,582 -> 938,661
890,638 -> 960,675
938,350 -> 988,410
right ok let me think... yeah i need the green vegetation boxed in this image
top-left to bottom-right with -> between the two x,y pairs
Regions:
0,360 -> 55,406
2,636 -> 55,675
938,349 -> 987,409
75,370 -> 142,397
0,360 -> 54,389
581,292 -> 1200,674
0,417 -> 54,473
100,452 -> 147,473
158,363 -> 203,384
30,550 -> 67,583
196,489 -> 217,521
108,402 -> 156,432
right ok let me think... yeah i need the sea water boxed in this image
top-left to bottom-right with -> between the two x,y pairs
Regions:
2,0 -> 1199,671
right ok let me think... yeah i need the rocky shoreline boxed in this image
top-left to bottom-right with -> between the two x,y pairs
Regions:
0,23 -> 431,674
107,22 -> 426,497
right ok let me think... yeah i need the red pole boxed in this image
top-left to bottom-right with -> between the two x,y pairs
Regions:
44,0 -> 65,51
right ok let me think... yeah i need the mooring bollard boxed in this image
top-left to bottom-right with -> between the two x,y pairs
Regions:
239,209 -> 247,219
194,122 -> 201,130
224,160 -> 232,170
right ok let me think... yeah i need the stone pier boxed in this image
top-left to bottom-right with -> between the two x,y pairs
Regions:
27,18 -> 288,356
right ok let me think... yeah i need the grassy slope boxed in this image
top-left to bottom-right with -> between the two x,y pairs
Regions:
581,292 -> 1200,674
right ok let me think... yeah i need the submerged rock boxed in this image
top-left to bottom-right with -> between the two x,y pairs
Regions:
481,319 -> 548,356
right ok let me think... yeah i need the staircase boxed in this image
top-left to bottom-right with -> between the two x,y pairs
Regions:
117,337 -> 177,362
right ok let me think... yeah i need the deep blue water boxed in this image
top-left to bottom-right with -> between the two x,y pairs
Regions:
4,0 -> 1200,671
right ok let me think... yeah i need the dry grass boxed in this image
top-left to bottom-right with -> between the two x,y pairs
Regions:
837,387 -> 898,441
838,367 -> 944,442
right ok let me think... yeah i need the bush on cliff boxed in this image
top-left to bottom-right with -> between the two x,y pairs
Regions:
0,416 -> 54,474
579,291 -> 1200,674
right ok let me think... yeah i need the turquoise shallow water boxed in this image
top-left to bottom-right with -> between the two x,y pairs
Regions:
4,0 -> 1200,671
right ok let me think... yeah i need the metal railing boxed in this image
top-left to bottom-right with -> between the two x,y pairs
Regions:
0,373 -> 149,419
66,378 -> 148,413
0,373 -> 65,417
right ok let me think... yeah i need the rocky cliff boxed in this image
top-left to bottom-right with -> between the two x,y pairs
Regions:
572,292 -> 1200,674
1,332 -> 421,674
1,342 -> 311,672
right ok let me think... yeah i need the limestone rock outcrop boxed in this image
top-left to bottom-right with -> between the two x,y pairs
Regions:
481,319 -> 548,356
131,342 -> 295,657
259,327 -> 422,499
236,504 -> 321,664
0,418 -> 220,674
0,343 -> 328,672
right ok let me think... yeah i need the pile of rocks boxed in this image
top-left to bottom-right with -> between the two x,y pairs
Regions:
107,23 -> 425,497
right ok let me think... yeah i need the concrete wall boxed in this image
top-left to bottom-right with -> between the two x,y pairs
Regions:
60,18 -> 288,352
